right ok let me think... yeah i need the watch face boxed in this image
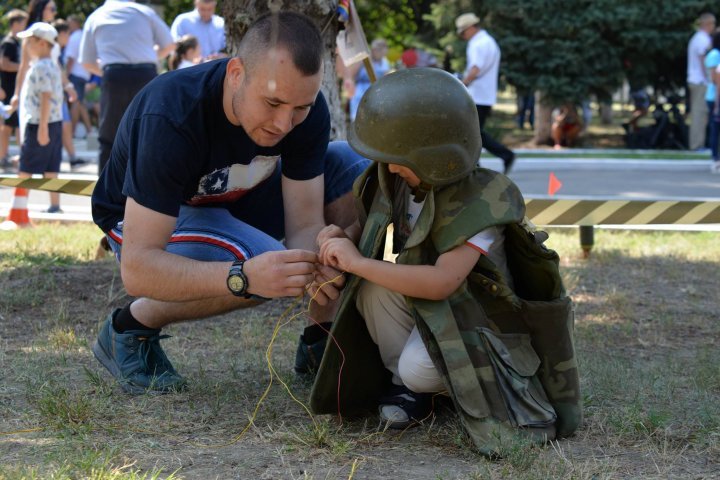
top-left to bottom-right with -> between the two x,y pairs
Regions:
228,274 -> 246,293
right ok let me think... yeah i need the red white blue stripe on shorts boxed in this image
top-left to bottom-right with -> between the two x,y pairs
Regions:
107,227 -> 249,261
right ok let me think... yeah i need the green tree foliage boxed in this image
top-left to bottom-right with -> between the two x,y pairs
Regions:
483,0 -> 624,105
614,0 -> 715,94
423,0 -> 718,105
483,0 -> 717,103
354,0 -> 421,48
5,0 -> 714,107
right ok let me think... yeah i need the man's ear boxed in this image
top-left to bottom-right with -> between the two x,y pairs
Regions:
226,57 -> 245,88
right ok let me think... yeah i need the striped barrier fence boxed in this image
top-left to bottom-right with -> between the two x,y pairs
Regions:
0,176 -> 96,196
525,196 -> 720,256
3,176 -> 719,255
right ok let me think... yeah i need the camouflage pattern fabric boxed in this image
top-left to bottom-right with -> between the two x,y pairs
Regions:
309,163 -> 582,455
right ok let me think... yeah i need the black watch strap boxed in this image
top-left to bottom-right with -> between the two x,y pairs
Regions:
227,260 -> 251,298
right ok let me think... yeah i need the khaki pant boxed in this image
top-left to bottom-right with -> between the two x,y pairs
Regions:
356,280 -> 444,393
689,82 -> 709,150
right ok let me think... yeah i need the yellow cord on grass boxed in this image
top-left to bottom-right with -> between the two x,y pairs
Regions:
190,273 -> 343,448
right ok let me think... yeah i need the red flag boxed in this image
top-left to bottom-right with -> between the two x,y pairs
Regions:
548,172 -> 562,196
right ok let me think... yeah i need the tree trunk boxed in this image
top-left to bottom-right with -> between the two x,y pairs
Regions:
533,91 -> 553,146
599,101 -> 613,125
221,0 -> 346,140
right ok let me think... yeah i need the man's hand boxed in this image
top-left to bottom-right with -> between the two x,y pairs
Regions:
243,249 -> 318,298
306,263 -> 345,305
319,237 -> 363,274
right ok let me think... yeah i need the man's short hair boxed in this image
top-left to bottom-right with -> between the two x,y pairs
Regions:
238,11 -> 323,77
699,12 -> 716,26
6,9 -> 29,26
67,14 -> 83,26
52,19 -> 69,34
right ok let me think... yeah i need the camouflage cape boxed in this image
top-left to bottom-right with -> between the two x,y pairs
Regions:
309,162 -> 582,456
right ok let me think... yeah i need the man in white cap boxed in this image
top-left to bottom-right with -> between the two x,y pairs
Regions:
456,12 -> 515,174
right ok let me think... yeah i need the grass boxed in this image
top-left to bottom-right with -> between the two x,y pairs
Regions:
0,222 -> 719,478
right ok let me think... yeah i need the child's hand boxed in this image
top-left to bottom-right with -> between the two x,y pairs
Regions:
316,224 -> 347,248
37,125 -> 50,146
320,237 -> 362,273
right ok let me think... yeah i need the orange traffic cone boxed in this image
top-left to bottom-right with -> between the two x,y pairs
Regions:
0,187 -> 32,230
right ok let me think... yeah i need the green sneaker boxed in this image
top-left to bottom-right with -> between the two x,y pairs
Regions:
92,309 -> 186,394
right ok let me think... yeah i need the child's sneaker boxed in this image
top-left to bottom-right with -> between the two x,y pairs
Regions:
44,205 -> 63,214
70,158 -> 89,170
378,384 -> 432,429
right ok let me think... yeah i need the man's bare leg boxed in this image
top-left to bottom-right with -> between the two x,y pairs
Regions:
130,294 -> 261,329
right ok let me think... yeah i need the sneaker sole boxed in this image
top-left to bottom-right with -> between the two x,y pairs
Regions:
92,338 -> 150,395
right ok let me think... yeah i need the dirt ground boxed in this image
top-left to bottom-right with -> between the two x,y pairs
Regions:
1,228 -> 720,479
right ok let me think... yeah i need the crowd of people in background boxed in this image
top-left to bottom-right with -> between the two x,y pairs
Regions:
0,0 -> 227,188
4,2 -> 720,195
2,0 -> 607,187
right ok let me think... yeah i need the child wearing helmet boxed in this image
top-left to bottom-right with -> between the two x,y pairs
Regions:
309,68 -> 581,455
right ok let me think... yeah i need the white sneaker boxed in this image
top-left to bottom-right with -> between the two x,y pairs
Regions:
712,162 -> 720,174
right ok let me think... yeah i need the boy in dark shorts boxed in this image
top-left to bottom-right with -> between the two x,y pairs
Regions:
17,22 -> 64,213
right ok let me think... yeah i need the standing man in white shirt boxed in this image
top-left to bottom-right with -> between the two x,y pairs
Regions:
687,12 -> 715,151
456,12 -> 515,174
170,0 -> 225,60
80,0 -> 175,173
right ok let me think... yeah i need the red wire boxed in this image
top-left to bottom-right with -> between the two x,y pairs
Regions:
305,313 -> 346,424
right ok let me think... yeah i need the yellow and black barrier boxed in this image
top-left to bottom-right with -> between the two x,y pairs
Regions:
526,197 -> 720,257
0,176 -> 96,196
525,197 -> 720,226
2,176 -> 719,255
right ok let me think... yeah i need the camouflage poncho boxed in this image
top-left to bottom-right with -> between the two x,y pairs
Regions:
310,162 -> 582,456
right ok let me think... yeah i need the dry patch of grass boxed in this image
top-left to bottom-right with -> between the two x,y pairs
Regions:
1,224 -> 719,479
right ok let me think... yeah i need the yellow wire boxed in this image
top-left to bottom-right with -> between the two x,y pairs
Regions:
0,427 -> 43,435
189,273 -> 344,448
1,274 -> 346,452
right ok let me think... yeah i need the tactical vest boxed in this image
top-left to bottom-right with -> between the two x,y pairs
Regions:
309,163 -> 582,456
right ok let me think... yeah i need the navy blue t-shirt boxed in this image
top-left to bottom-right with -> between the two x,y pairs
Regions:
91,58 -> 330,233
0,35 -> 21,96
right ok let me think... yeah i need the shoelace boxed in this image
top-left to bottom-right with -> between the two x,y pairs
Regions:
136,333 -> 173,376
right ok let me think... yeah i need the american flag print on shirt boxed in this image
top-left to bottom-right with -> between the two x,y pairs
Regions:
187,154 -> 280,205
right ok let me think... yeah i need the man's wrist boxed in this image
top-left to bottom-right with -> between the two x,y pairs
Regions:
227,260 -> 252,298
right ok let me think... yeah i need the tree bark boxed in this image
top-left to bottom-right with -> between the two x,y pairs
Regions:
221,0 -> 346,140
533,91 -> 553,146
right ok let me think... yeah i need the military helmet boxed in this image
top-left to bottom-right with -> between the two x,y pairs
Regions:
348,67 -> 481,187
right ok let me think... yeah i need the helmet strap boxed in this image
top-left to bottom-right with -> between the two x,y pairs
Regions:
411,182 -> 431,202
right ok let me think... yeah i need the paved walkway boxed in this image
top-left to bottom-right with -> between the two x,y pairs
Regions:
1,142 -> 719,228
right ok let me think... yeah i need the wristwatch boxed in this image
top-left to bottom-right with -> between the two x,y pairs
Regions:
227,260 -> 251,298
